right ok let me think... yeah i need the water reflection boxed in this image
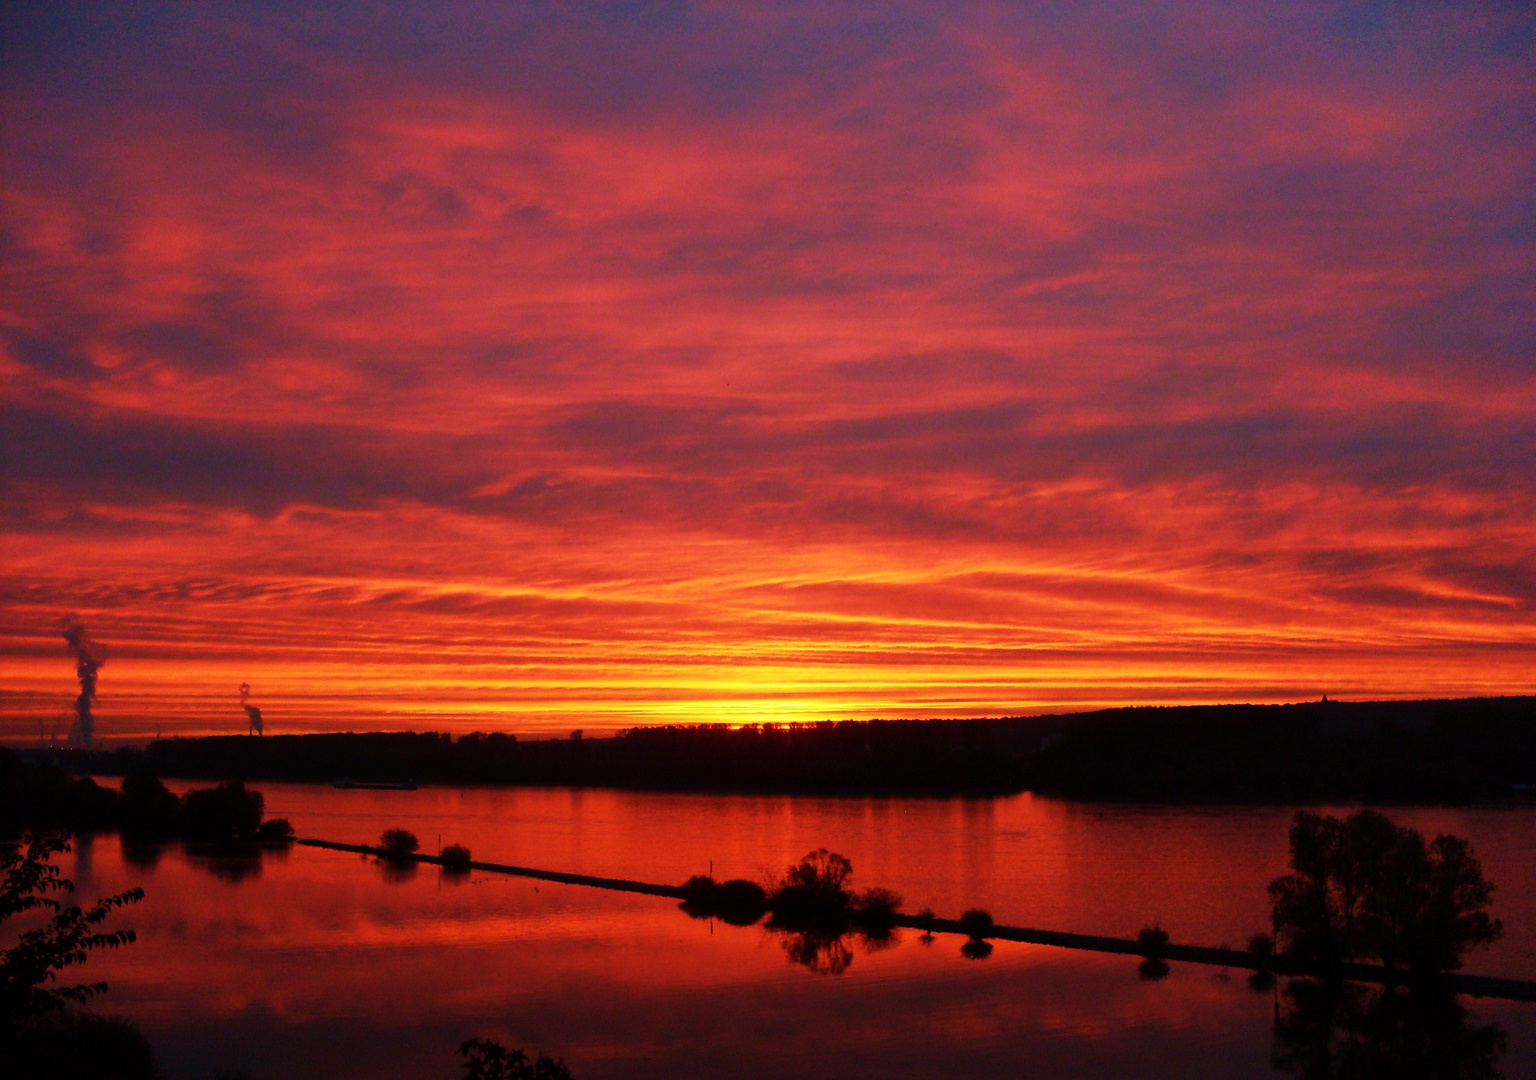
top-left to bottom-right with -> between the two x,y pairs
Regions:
64,790 -> 1535,1080
378,856 -> 419,884
184,842 -> 290,883
1272,979 -> 1506,1080
121,838 -> 167,872
777,926 -> 856,975
121,836 -> 292,881
961,939 -> 994,961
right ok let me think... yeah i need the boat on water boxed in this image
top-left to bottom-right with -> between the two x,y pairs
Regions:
332,779 -> 419,791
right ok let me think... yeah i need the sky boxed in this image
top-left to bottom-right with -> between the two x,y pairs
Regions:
3,1 -> 1534,743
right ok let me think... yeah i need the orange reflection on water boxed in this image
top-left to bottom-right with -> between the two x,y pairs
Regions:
51,784 -> 1536,1080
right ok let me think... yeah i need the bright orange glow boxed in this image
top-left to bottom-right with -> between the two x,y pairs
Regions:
3,5 -> 1534,740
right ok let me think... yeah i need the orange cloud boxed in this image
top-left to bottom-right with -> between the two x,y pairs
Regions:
2,2 -> 1533,739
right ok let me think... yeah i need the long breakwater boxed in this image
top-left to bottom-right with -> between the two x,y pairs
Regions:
295,837 -> 1536,1003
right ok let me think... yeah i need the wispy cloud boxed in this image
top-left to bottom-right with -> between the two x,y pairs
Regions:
2,1 -> 1533,737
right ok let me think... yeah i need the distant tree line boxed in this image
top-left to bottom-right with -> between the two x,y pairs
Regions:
35,695 -> 1536,802
1032,697 -> 1536,801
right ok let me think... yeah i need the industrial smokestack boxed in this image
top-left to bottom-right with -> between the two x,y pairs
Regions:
239,681 -> 264,736
60,614 -> 107,749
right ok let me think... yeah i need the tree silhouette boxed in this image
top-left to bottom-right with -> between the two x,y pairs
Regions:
1269,811 -> 1501,972
459,1038 -> 573,1080
1,833 -> 143,1022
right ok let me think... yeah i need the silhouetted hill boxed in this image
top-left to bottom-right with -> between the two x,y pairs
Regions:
47,695 -> 1536,801
1033,697 -> 1536,801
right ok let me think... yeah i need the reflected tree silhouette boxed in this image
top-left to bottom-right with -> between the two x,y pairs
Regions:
187,848 -> 264,883
119,837 -> 165,872
775,926 -> 856,975
184,840 -> 290,884
1272,978 -> 1505,1080
960,938 -> 994,961
379,857 -> 419,884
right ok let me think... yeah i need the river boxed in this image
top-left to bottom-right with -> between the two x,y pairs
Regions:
54,782 -> 1536,1078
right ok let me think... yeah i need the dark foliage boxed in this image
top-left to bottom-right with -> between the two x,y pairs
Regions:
179,783 -> 264,842
79,716 -> 1051,795
958,908 -> 994,939
1137,924 -> 1170,960
459,1037 -> 573,1080
852,887 -> 903,926
0,750 -> 117,832
1,834 -> 143,1024
1,751 -> 290,845
679,875 -> 768,925
64,695 -> 1536,801
767,849 -> 854,926
117,773 -> 180,836
441,843 -> 472,870
257,817 -> 294,841
380,828 -> 419,860
1272,978 -> 1504,1079
1032,697 -> 1536,802
1269,811 -> 1502,972
1248,932 -> 1275,963
0,1009 -> 158,1080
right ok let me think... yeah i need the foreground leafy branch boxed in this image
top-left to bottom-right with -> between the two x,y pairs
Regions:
1,833 -> 144,1023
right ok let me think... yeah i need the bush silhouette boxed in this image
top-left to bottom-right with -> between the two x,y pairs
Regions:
769,850 -> 854,924
958,908 -> 994,939
180,782 -> 264,842
459,1037 -> 573,1079
777,849 -> 852,900
681,874 -> 718,905
1137,924 -> 1170,960
1269,810 -> 1502,971
257,817 -> 294,842
118,772 -> 180,836
441,843 -> 472,870
379,828 -> 419,860
680,875 -> 767,925
852,887 -> 903,926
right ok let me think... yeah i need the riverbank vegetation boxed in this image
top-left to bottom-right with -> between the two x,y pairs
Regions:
1,751 -> 291,843
55,695 -> 1536,802
1268,809 -> 1502,974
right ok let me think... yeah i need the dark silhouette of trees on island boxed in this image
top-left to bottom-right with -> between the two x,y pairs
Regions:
1259,812 -> 1509,1076
2,751 -> 292,845
441,843 -> 473,876
1269,810 -> 1502,974
680,850 -> 906,975
379,828 -> 420,860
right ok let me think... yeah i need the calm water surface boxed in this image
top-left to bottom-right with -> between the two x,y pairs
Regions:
58,784 -> 1536,1079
